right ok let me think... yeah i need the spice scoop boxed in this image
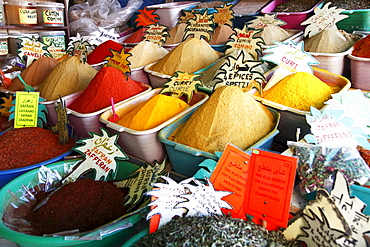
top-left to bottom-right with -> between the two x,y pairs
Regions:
108,97 -> 119,123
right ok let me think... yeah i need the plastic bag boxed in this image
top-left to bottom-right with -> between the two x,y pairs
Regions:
287,141 -> 370,195
69,0 -> 143,36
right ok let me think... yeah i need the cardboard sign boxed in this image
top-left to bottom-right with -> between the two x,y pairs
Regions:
66,34 -> 91,63
304,107 -> 368,148
114,159 -> 168,208
178,10 -> 196,24
213,3 -> 234,26
331,172 -> 370,247
247,13 -> 286,29
63,128 -> 128,184
0,95 -> 13,117
225,24 -> 264,60
213,49 -> 264,94
183,10 -> 214,41
103,49 -> 131,76
89,27 -> 119,46
244,149 -> 297,228
301,2 -> 348,38
161,71 -> 202,103
210,144 -> 250,219
51,97 -> 69,145
146,176 -> 232,232
14,91 -> 39,128
17,37 -> 51,66
262,41 -> 319,90
143,23 -> 169,46
135,7 -> 159,27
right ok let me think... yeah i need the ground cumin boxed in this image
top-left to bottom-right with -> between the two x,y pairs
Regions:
172,86 -> 276,154
117,94 -> 189,131
263,72 -> 341,111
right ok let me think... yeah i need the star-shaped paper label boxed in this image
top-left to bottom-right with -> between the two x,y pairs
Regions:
88,28 -> 119,47
262,40 -> 319,90
0,95 -> 13,117
143,23 -> 169,46
247,13 -> 286,29
297,207 -> 348,246
66,33 -> 91,63
183,10 -> 214,42
301,2 -> 349,38
161,71 -> 202,104
178,10 -> 196,24
304,107 -> 370,149
213,49 -> 265,94
103,49 -> 131,76
51,97 -> 69,145
46,42 -> 66,60
63,128 -> 128,184
145,176 -> 232,232
213,3 -> 234,27
17,37 -> 52,67
331,171 -> 370,247
225,24 -> 264,59
135,7 -> 159,28
114,158 -> 168,209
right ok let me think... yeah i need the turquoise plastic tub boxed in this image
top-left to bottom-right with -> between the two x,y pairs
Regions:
0,159 -> 149,247
122,228 -> 149,247
350,184 -> 370,215
158,107 -> 280,177
337,9 -> 370,33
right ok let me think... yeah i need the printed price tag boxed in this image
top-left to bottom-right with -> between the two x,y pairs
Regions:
14,91 -> 39,128
210,144 -> 250,219
244,149 -> 297,228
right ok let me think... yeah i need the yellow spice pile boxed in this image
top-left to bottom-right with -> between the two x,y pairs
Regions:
263,72 -> 341,111
172,86 -> 276,153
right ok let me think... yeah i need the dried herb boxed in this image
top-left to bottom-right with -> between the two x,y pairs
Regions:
273,0 -> 320,12
134,215 -> 296,247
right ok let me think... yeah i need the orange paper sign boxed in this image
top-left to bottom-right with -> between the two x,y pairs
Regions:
135,7 -> 159,27
210,144 -> 250,219
244,149 -> 297,228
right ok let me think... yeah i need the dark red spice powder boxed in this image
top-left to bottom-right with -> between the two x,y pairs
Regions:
67,66 -> 147,114
0,127 -> 75,170
26,178 -> 127,235
87,40 -> 124,65
352,35 -> 370,58
123,28 -> 148,43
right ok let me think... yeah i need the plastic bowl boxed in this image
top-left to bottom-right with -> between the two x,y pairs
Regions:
0,149 -> 74,188
0,159 -> 149,247
337,9 -> 370,33
260,0 -> 324,30
348,54 -> 370,91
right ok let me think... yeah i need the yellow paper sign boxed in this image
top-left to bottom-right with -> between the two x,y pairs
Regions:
213,4 -> 234,26
14,91 -> 39,128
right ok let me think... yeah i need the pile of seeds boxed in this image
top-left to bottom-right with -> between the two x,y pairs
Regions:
273,0 -> 320,12
134,215 -> 296,247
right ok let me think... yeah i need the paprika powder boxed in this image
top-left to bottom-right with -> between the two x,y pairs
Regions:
87,40 -> 124,65
0,127 -> 75,170
352,35 -> 370,58
67,66 -> 147,114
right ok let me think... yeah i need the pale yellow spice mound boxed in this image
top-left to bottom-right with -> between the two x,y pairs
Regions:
38,56 -> 97,101
263,72 -> 341,111
149,38 -> 221,76
128,41 -> 168,69
172,86 -> 276,153
255,25 -> 293,46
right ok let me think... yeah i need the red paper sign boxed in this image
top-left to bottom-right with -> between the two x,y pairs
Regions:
135,7 -> 159,27
210,144 -> 250,219
244,149 -> 297,228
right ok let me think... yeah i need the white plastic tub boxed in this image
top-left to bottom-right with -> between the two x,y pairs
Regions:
99,88 -> 209,164
66,85 -> 151,139
348,54 -> 370,91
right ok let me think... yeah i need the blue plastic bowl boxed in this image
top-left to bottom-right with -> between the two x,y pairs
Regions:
0,149 -> 74,188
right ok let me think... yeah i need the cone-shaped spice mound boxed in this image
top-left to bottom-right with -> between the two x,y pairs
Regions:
117,94 -> 189,131
38,56 -> 97,101
172,86 -> 276,153
68,66 -> 147,113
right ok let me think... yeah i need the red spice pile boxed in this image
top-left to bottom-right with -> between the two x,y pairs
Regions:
26,178 -> 127,235
352,35 -> 370,58
0,127 -> 75,170
67,66 -> 147,114
86,40 -> 124,65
